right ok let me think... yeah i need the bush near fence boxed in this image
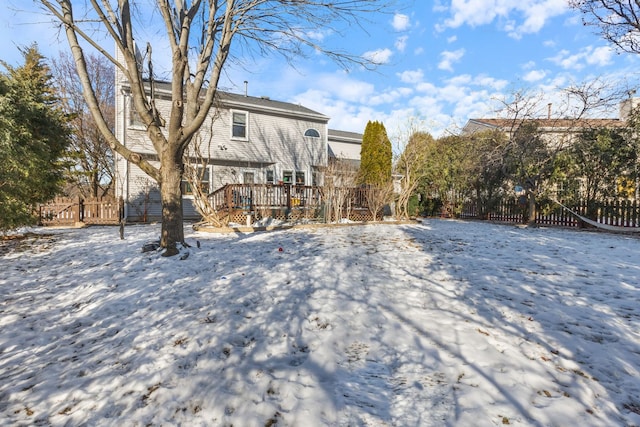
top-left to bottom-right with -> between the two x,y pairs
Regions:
460,199 -> 640,229
39,196 -> 123,226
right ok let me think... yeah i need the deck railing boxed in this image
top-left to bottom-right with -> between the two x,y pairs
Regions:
208,184 -> 370,215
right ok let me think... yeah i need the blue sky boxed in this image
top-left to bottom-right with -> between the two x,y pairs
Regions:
2,1 -> 639,138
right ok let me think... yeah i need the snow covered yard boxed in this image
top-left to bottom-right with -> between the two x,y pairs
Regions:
1,219 -> 639,427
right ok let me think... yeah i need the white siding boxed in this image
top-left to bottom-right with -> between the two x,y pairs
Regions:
328,140 -> 360,161
115,79 -> 329,221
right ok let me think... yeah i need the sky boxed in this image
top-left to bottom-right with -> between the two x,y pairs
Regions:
1,220 -> 639,425
2,0 -> 640,139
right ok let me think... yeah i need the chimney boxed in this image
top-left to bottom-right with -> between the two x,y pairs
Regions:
244,81 -> 248,97
547,103 -> 552,120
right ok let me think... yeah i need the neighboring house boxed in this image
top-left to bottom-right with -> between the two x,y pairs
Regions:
461,99 -> 637,199
462,118 -> 626,141
462,98 -> 638,139
114,75 -> 362,222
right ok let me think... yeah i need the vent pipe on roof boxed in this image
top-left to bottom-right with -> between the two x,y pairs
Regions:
547,103 -> 552,119
244,81 -> 248,97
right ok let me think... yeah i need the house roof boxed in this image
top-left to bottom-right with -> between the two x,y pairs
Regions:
217,91 -> 329,122
328,129 -> 363,144
121,78 -> 329,122
327,129 -> 362,161
464,117 -> 626,132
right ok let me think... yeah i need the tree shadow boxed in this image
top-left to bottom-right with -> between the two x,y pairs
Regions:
2,221 -> 638,425
400,219 -> 640,425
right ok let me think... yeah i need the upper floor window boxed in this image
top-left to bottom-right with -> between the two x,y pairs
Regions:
129,103 -> 144,128
232,110 -> 248,139
304,128 -> 320,138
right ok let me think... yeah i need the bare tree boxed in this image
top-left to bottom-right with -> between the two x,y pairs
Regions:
37,0 -> 390,255
52,52 -> 114,198
392,119 -> 433,219
321,158 -> 359,223
364,180 -> 394,221
183,123 -> 230,228
495,82 -> 623,224
570,0 -> 640,54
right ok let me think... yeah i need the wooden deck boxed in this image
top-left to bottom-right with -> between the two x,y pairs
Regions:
208,183 -> 372,222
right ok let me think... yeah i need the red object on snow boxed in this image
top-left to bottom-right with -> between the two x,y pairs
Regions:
278,247 -> 283,252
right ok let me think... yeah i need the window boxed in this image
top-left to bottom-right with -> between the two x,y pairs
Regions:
266,170 -> 274,184
296,171 -> 305,185
243,172 -> 255,184
129,104 -> 144,128
181,167 -> 210,196
304,128 -> 320,138
232,111 -> 248,139
283,171 -> 293,184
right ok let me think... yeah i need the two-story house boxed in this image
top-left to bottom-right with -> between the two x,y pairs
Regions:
114,77 -> 362,222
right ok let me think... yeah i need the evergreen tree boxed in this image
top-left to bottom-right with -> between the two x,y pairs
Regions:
0,45 -> 71,230
359,120 -> 392,185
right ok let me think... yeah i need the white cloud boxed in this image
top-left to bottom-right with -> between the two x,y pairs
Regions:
473,75 -> 509,91
447,35 -> 458,43
397,69 -> 424,84
363,48 -> 393,65
395,35 -> 409,53
438,0 -> 569,38
519,1 -> 568,34
548,45 -> 614,70
438,48 -> 465,72
416,81 -> 437,94
369,87 -> 414,106
392,13 -> 411,31
523,69 -> 547,82
306,28 -> 333,41
587,46 -> 614,66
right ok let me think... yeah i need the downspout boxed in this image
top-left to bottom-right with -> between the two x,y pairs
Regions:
120,89 -> 130,221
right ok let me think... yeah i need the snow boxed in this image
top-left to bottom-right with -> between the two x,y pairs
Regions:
1,219 -> 639,426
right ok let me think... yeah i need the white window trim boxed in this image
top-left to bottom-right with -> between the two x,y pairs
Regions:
282,170 -> 294,185
304,128 -> 321,138
265,169 -> 275,184
181,165 -> 211,199
127,96 -> 150,130
230,109 -> 249,141
242,170 -> 255,184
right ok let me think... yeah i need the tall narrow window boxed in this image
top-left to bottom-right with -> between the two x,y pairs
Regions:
283,171 -> 293,184
296,171 -> 305,185
266,170 -> 274,184
232,111 -> 248,139
129,104 -> 144,128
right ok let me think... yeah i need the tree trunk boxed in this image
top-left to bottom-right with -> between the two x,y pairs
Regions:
160,151 -> 185,256
527,191 -> 537,225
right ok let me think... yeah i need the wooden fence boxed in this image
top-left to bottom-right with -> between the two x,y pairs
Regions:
460,199 -> 640,229
39,196 -> 123,226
